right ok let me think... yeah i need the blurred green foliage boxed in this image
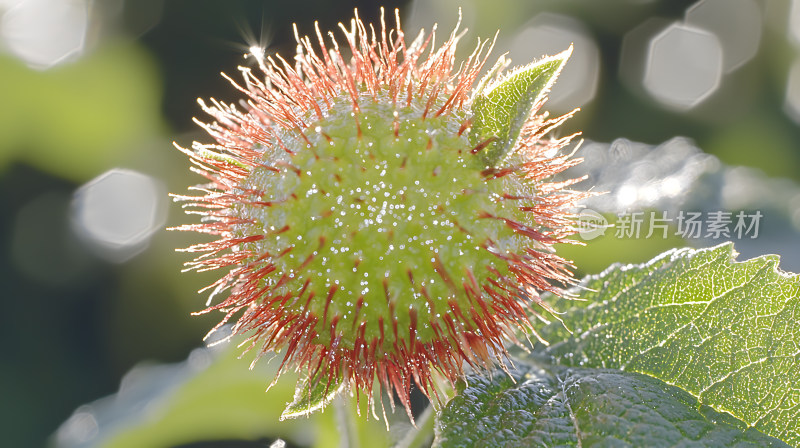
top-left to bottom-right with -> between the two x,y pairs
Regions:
0,42 -> 163,180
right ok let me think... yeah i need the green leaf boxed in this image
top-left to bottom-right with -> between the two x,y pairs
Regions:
469,47 -> 571,167
538,243 -> 800,446
435,361 -> 790,447
281,374 -> 345,420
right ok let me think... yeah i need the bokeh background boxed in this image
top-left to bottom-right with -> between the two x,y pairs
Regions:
1,0 -> 799,447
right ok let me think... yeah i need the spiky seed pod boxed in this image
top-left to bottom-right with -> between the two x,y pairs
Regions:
173,9 -> 587,420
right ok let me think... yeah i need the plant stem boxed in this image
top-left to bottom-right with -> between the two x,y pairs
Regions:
394,405 -> 436,448
334,397 -> 359,448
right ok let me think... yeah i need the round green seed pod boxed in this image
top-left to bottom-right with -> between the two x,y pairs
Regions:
174,9 -> 585,419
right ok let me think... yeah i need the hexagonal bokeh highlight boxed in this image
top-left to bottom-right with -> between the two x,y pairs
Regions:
619,18 -> 671,94
686,0 -> 762,73
71,168 -> 165,262
790,0 -> 800,46
785,57 -> 800,125
508,13 -> 600,112
1,0 -> 88,69
643,22 -> 723,111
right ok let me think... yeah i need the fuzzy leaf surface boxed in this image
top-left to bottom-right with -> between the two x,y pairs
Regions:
281,375 -> 345,420
536,243 -> 800,446
470,47 -> 570,166
435,362 -> 790,448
